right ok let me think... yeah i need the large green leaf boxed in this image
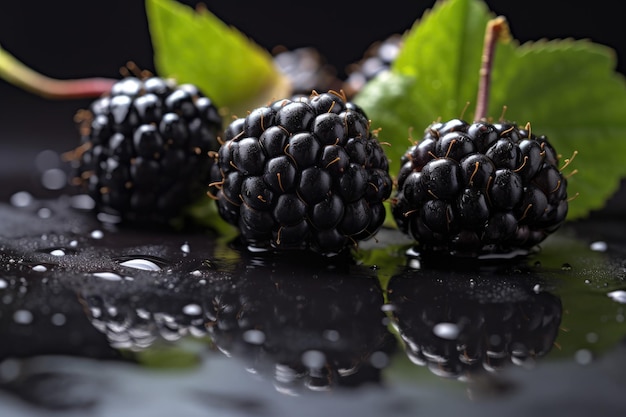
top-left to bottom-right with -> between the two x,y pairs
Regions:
355,0 -> 626,220
145,0 -> 290,118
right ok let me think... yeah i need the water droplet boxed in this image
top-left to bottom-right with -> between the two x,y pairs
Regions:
90,230 -> 104,239
190,270 -> 202,277
590,241 -> 608,252
608,290 -> 626,304
13,310 -> 33,324
323,329 -> 340,342
0,279 -> 7,289
182,303 -> 202,316
69,240 -> 78,248
35,149 -> 60,171
51,313 -> 66,326
586,332 -> 599,343
380,304 -> 396,312
242,329 -> 266,345
301,350 -> 326,369
10,191 -> 33,207
32,265 -> 47,272
561,263 -> 572,271
370,351 -> 389,369
181,243 -> 190,254
70,194 -> 96,210
119,258 -> 161,271
0,358 -> 21,383
533,284 -> 542,293
37,207 -> 52,218
433,322 -> 460,340
50,249 -> 65,257
41,168 -> 67,190
92,272 -> 123,281
96,212 -> 122,224
575,349 -> 593,365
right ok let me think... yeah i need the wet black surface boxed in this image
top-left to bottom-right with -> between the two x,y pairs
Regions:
1,178 -> 626,416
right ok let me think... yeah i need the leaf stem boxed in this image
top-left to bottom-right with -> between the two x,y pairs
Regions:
474,16 -> 510,121
0,44 -> 117,99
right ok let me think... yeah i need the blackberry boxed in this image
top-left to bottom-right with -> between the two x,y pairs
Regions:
343,33 -> 403,98
67,76 -> 222,225
209,90 -> 392,256
272,46 -> 342,95
391,120 -> 570,257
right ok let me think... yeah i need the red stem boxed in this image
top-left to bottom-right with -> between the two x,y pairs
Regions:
474,16 -> 510,121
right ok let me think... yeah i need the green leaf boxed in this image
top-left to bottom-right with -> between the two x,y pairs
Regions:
355,0 -> 626,220
145,0 -> 291,118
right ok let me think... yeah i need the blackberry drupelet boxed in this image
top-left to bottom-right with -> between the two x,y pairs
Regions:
391,119 -> 570,257
209,90 -> 393,256
68,76 -> 222,225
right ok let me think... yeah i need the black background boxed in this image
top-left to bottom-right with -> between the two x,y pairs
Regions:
1,0 -> 625,210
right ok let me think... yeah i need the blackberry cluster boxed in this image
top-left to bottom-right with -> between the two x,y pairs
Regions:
391,119 -> 569,256
209,90 -> 393,256
69,76 -> 222,224
343,33 -> 403,98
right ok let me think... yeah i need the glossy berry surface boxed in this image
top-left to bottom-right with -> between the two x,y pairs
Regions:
69,76 -> 222,225
210,91 -> 392,256
391,119 -> 569,257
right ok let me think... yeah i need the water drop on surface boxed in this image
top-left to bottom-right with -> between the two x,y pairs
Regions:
608,290 -> 626,304
433,322 -> 460,340
0,279 -> 7,289
41,168 -> 67,190
323,329 -> 340,342
590,241 -> 608,252
51,313 -> 66,326
182,303 -> 202,316
242,329 -> 266,345
370,351 -> 389,369
181,243 -> 191,254
32,265 -> 47,272
37,207 -> 52,218
90,230 -> 104,239
70,194 -> 96,210
119,258 -> 161,271
92,272 -> 123,281
575,349 -> 593,365
301,350 -> 326,369
561,263 -> 572,271
13,309 -> 33,324
50,249 -> 65,257
10,191 -> 33,207
0,358 -> 21,383
35,149 -> 60,171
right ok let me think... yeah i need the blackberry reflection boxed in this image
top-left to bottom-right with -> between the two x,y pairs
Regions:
387,267 -> 562,379
205,252 -> 397,392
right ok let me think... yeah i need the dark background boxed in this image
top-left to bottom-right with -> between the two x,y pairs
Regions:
1,0 -> 625,213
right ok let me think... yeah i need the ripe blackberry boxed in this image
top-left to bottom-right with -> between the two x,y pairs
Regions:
209,90 -> 392,256
67,76 -> 222,225
391,120 -> 570,257
343,33 -> 403,98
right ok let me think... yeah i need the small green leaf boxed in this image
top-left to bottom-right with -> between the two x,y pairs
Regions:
355,0 -> 626,220
145,0 -> 291,117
